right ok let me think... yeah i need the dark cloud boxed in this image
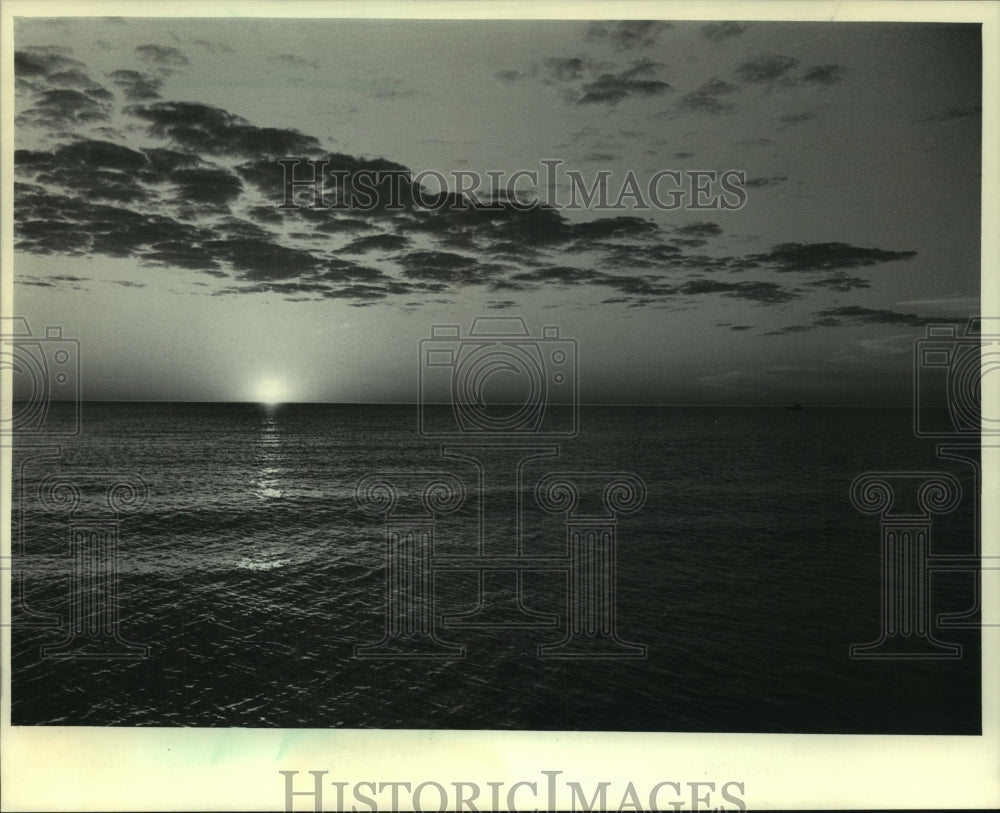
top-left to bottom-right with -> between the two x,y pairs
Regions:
16,140 -> 152,204
925,105 -> 982,122
14,183 -> 217,265
801,64 -> 847,84
570,216 -> 660,244
700,22 -> 748,41
597,243 -> 681,270
679,279 -> 798,304
778,111 -> 816,127
53,139 -> 149,172
142,147 -> 202,176
45,68 -> 111,98
168,167 -> 243,205
576,63 -> 670,105
135,44 -> 190,71
14,48 -> 86,78
544,57 -> 588,82
496,69 -> 530,83
805,274 -> 871,292
17,88 -> 112,126
675,221 -> 723,238
761,324 -> 814,336
396,250 -> 504,284
814,306 -> 951,327
202,238 -> 321,281
339,234 -> 410,254
744,174 -> 788,189
191,39 -> 234,54
108,69 -> 163,100
270,54 -> 318,69
736,55 -> 799,83
585,21 -> 672,50
582,152 -> 619,162
591,274 -> 670,298
511,266 -> 599,285
729,325 -> 754,331
620,57 -> 663,79
12,48 -> 923,316
749,242 -> 917,273
676,77 -> 739,114
129,101 -> 322,157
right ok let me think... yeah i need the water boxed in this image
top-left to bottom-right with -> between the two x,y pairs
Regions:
10,403 -> 981,731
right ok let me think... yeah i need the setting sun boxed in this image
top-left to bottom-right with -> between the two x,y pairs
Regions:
255,377 -> 290,404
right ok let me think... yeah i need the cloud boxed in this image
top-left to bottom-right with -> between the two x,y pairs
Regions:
679,279 -> 799,304
203,238 -> 323,281
805,274 -> 871,292
778,111 -> 816,127
576,65 -> 671,105
496,69 -> 530,83
761,324 -> 814,336
270,54 -> 318,69
339,234 -> 410,254
135,44 -> 190,71
543,57 -> 589,82
128,101 -> 323,157
396,250 -> 505,284
813,306 -> 953,327
500,55 -> 667,106
45,68 -> 112,98
585,21 -> 672,50
743,174 -> 788,189
801,64 -> 847,84
700,22 -> 748,41
108,69 -> 163,100
676,77 -> 739,114
168,167 -> 244,205
925,105 -> 982,122
18,140 -> 153,204
511,265 -> 599,285
14,48 -> 924,317
14,183 -> 217,264
14,48 -> 86,79
675,221 -> 723,238
17,88 -> 112,127
748,242 -> 917,272
736,55 -> 799,83
191,39 -> 234,54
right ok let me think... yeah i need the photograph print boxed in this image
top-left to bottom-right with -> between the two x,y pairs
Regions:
5,11 -> 989,738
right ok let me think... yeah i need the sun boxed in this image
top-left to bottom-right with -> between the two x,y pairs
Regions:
255,377 -> 290,404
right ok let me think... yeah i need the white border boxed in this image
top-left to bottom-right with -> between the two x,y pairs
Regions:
2,2 -> 998,810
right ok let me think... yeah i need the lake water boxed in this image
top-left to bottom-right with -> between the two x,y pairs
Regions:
9,402 -> 981,732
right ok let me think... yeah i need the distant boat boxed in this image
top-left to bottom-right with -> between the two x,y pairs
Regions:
787,402 -> 805,411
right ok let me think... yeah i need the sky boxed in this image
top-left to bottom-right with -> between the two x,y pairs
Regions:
9,16 -> 984,404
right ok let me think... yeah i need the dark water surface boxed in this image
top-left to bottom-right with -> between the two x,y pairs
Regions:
11,403 -> 981,731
